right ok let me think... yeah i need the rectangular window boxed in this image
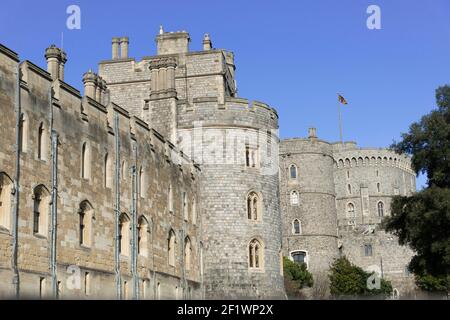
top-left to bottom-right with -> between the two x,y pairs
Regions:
245,145 -> 259,168
364,244 -> 373,256
39,277 -> 46,299
84,272 -> 91,295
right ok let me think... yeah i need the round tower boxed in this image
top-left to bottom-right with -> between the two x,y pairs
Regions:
333,143 -> 417,295
177,98 -> 285,299
279,128 -> 339,294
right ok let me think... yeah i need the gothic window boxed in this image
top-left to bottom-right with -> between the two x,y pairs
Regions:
104,153 -> 113,188
33,185 -> 50,236
81,142 -> 90,179
290,165 -> 297,179
137,216 -> 149,257
364,244 -> 373,256
290,190 -> 299,205
79,200 -> 93,247
291,251 -> 307,266
38,122 -> 47,160
183,192 -> 188,221
377,201 -> 384,217
248,238 -> 263,270
19,113 -> 28,152
292,219 -> 301,235
168,229 -> 176,266
119,213 -> 130,256
347,202 -> 355,225
0,173 -> 13,231
184,236 -> 192,271
247,192 -> 260,220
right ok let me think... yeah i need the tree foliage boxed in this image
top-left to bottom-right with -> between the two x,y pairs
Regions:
328,257 -> 392,299
385,85 -> 450,292
283,257 -> 313,298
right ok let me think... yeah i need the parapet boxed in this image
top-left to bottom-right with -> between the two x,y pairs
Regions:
177,96 -> 279,131
156,28 -> 190,55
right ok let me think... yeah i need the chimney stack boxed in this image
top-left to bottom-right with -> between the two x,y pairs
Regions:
120,37 -> 129,59
308,127 -> 317,138
45,45 -> 67,81
112,37 -> 120,59
203,33 -> 212,51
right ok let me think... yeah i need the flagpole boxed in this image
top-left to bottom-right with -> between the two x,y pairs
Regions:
338,97 -> 343,144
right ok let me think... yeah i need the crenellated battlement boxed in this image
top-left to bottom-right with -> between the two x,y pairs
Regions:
334,148 -> 414,174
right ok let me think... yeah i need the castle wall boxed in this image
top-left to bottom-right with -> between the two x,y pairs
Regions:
279,132 -> 418,297
101,32 -> 285,299
0,44 -> 202,299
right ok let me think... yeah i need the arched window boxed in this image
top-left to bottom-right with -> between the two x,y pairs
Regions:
377,201 -> 384,217
289,165 -> 297,179
137,216 -> 149,257
33,185 -> 50,236
247,192 -> 260,220
291,251 -> 307,267
81,142 -> 90,179
168,229 -> 176,266
290,191 -> 299,205
119,213 -> 130,256
104,153 -> 113,188
168,184 -> 173,213
139,166 -> 145,198
19,113 -> 28,152
191,198 -> 197,225
38,122 -> 47,160
248,238 -> 263,270
184,236 -> 192,271
0,173 -> 13,231
183,192 -> 188,221
79,200 -> 93,247
292,219 -> 301,235
347,203 -> 355,225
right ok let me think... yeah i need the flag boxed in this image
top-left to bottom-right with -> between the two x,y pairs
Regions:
338,94 -> 348,105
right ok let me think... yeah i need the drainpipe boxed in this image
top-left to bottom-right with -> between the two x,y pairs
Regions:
131,142 -> 139,299
48,85 -> 59,299
114,113 -> 122,299
12,61 -> 24,299
181,228 -> 186,299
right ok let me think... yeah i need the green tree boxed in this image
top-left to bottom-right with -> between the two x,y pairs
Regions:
328,257 -> 392,299
384,85 -> 450,293
283,257 -> 313,298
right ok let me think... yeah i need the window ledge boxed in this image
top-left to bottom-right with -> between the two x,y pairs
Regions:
33,233 -> 47,239
79,244 -> 92,251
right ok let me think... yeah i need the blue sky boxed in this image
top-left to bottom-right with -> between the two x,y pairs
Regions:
2,0 -> 449,188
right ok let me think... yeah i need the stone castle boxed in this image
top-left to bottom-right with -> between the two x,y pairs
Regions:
0,28 -> 415,299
